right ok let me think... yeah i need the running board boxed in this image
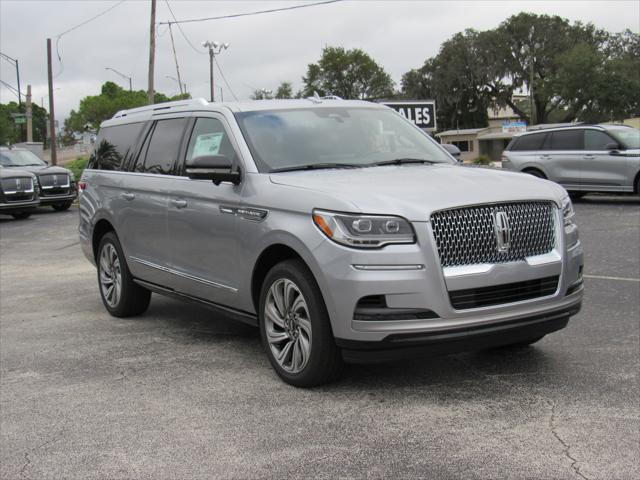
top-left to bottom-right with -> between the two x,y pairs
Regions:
133,278 -> 258,327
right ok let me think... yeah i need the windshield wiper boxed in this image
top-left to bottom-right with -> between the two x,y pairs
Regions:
270,162 -> 364,173
372,158 -> 434,167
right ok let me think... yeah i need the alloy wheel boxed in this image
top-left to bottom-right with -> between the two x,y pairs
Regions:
99,243 -> 122,308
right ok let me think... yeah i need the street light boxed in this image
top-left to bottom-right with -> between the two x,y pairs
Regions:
202,40 -> 229,102
105,67 -> 132,91
166,75 -> 187,96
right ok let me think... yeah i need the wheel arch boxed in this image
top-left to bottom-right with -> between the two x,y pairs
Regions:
521,166 -> 548,179
634,169 -> 640,193
92,218 -> 116,261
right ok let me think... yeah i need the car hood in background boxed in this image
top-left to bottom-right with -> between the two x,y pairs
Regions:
270,164 -> 565,221
7,165 -> 73,176
0,167 -> 37,180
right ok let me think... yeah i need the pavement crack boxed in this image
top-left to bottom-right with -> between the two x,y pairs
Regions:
18,452 -> 32,480
547,399 -> 590,480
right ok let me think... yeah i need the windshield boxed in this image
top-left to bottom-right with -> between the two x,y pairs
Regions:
0,149 -> 47,167
235,107 -> 452,172
608,127 -> 640,150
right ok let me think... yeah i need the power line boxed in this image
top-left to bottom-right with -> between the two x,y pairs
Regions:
214,56 -> 238,101
164,0 -> 206,55
53,0 -> 126,78
0,79 -> 20,97
158,0 -> 341,25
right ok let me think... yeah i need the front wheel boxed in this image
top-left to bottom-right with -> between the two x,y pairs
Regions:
97,232 -> 151,317
52,202 -> 72,211
11,212 -> 31,220
259,259 -> 343,387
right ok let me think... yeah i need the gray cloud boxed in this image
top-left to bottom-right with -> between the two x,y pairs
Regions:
1,0 -> 638,122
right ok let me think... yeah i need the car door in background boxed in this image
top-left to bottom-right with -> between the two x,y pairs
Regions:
582,128 -> 632,190
542,129 -> 584,188
122,116 -> 189,286
166,115 -> 244,308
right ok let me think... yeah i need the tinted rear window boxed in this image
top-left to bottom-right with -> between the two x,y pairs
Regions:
90,123 -> 144,170
511,133 -> 546,151
548,130 -> 583,150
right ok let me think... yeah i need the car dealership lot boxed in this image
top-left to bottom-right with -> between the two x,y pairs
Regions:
1,198 -> 638,479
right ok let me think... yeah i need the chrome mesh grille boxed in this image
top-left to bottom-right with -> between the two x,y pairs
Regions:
430,202 -> 556,268
39,173 -> 69,188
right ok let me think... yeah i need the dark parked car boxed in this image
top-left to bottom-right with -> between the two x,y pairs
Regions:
441,143 -> 462,161
0,167 -> 40,219
0,147 -> 77,210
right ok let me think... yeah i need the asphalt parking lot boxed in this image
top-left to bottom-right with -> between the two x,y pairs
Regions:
1,196 -> 638,479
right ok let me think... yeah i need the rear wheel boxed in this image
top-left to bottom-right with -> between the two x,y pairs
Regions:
97,231 -> 151,317
259,259 -> 343,387
11,212 -> 31,220
635,175 -> 640,196
494,335 -> 545,349
52,202 -> 72,211
569,191 -> 586,200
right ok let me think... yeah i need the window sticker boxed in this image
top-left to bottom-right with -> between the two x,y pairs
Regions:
193,132 -> 224,157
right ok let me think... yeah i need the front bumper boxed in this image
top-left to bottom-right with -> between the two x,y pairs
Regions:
0,197 -> 40,213
311,216 -> 584,346
38,190 -> 77,205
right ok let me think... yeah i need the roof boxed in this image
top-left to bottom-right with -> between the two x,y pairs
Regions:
436,128 -> 487,137
477,131 -> 518,140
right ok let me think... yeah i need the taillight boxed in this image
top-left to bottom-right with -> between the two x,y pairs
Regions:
79,182 -> 87,191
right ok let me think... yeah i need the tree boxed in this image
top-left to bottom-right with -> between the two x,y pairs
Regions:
250,89 -> 274,100
64,81 -> 189,133
302,46 -> 394,99
0,102 -> 48,145
275,81 -> 293,99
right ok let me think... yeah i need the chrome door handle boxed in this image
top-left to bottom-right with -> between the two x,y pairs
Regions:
583,154 -> 595,159
122,193 -> 135,201
171,199 -> 187,209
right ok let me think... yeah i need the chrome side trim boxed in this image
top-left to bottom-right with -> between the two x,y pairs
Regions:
352,264 -> 425,271
129,256 -> 238,293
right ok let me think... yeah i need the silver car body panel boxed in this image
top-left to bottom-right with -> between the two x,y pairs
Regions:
80,99 -> 584,344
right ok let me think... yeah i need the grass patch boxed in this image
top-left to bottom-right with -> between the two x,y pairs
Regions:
66,156 -> 89,180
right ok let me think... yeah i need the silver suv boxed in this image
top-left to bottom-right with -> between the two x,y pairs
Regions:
79,98 -> 584,387
502,124 -> 640,196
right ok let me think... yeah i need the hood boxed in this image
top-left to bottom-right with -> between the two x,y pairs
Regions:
11,165 -> 72,176
269,164 -> 565,221
0,167 -> 37,180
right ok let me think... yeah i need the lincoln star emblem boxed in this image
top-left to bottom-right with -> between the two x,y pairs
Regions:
53,175 -> 58,186
492,210 -> 511,253
16,178 -> 22,190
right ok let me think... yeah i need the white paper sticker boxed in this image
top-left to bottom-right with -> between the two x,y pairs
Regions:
193,132 -> 223,157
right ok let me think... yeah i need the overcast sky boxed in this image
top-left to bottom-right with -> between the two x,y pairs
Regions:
1,0 -> 638,122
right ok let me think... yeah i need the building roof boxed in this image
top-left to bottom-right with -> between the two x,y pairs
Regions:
477,132 -> 517,140
436,128 -> 487,137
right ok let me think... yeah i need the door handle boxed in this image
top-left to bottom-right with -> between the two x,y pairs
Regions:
122,192 -> 135,201
171,199 -> 188,209
583,154 -> 595,159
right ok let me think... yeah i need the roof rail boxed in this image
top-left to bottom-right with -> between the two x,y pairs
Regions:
321,95 -> 343,100
112,97 -> 209,119
306,92 -> 344,104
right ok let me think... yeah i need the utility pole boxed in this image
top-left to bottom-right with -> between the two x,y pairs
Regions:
147,0 -> 156,104
46,39 -> 57,165
26,85 -> 33,142
167,23 -> 184,95
202,41 -> 229,102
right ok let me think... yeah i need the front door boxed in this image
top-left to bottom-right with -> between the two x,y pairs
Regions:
166,115 -> 245,308
582,129 -> 632,190
541,129 -> 584,188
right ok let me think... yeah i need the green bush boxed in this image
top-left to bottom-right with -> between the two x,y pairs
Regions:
471,155 -> 492,165
66,156 -> 89,180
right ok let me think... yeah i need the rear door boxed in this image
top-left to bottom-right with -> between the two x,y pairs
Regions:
542,129 -> 584,187
120,115 -> 189,286
582,128 -> 631,189
166,114 -> 245,308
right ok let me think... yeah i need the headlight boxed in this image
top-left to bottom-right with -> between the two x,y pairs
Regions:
561,196 -> 575,226
68,171 -> 75,182
312,210 -> 415,248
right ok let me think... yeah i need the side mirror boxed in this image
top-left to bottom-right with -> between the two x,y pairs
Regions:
605,142 -> 621,152
185,155 -> 241,186
43,160 -> 49,165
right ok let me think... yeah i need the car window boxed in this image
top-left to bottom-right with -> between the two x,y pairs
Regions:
0,149 -> 47,167
511,133 -> 546,151
548,130 -> 583,151
607,127 -> 640,149
584,130 -> 615,151
184,117 -> 238,169
136,118 -> 188,175
90,123 -> 144,170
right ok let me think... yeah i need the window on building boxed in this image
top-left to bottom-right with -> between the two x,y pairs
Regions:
451,140 -> 471,152
136,118 -> 188,175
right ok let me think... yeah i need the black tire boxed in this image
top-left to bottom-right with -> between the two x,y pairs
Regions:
97,231 -> 151,317
11,212 -> 31,220
52,202 -> 72,211
569,191 -> 586,201
259,259 -> 344,387
635,176 -> 640,196
524,169 -> 546,179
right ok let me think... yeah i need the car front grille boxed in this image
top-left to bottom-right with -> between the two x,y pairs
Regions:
449,275 -> 560,309
1,177 -> 35,202
430,201 -> 556,268
39,173 -> 69,188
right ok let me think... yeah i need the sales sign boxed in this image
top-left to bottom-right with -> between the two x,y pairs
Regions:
381,101 -> 436,131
